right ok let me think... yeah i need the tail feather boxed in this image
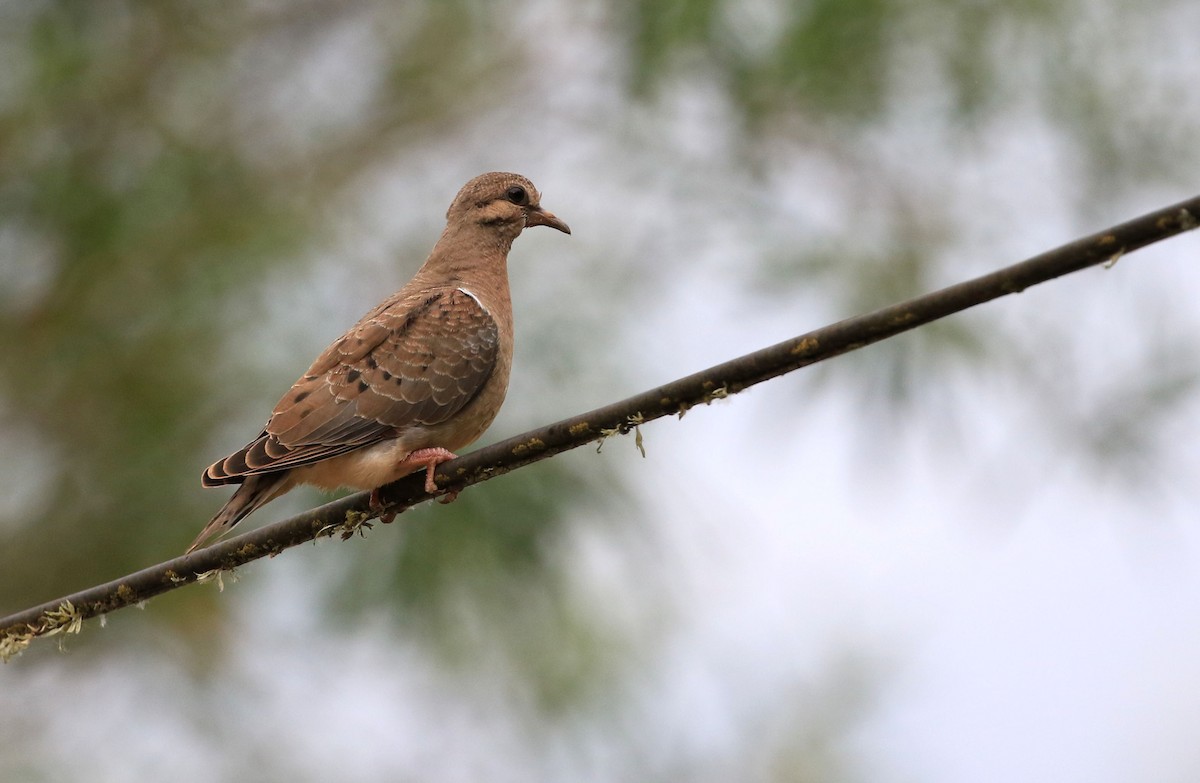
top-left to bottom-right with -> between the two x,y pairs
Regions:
187,473 -> 291,554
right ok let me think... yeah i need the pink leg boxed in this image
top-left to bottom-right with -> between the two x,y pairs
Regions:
396,447 -> 459,494
369,488 -> 396,523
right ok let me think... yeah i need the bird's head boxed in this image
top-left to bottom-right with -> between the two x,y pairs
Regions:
446,172 -> 571,240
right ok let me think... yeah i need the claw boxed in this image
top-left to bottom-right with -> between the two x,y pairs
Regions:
397,447 -> 459,497
369,488 -> 396,524
366,448 -> 460,522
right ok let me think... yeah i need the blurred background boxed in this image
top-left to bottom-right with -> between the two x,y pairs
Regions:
2,1 -> 1199,780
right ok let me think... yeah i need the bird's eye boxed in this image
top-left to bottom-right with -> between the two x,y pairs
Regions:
505,185 -> 527,204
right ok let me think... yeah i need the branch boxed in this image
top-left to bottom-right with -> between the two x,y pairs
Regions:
3,197 -> 1198,660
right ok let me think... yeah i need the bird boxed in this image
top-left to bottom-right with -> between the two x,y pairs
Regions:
187,172 -> 570,553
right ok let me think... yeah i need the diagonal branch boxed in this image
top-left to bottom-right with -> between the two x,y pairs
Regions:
2,196 -> 1198,659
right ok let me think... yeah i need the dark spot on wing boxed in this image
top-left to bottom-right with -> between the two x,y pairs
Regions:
399,293 -> 443,333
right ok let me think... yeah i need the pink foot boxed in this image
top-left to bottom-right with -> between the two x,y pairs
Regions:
397,447 -> 459,495
369,488 -> 396,523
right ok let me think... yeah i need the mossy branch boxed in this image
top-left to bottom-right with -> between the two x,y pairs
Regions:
2,196 -> 1198,660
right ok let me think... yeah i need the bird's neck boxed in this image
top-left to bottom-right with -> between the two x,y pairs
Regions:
414,222 -> 515,301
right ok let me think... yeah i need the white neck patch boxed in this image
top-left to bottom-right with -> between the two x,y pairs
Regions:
457,286 -> 488,314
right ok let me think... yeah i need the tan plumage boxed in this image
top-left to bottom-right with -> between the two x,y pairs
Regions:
188,172 -> 570,553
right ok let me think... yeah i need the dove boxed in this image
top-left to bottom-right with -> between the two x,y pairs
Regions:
187,172 -> 570,553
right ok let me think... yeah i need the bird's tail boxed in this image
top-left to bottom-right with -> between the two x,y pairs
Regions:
187,473 -> 290,554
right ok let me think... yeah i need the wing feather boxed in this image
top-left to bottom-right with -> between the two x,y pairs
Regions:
203,289 -> 499,485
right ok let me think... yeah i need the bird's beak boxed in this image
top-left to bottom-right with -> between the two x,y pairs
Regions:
526,206 -> 571,234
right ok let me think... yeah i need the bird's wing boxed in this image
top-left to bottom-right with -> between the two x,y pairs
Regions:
203,288 -> 499,485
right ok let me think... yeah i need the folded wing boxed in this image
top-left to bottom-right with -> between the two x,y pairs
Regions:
203,289 -> 499,485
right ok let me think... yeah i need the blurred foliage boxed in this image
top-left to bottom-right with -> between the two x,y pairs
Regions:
329,460 -> 629,713
631,0 -> 897,121
0,1 -> 535,610
0,3 -> 1197,778
626,0 -> 1084,130
0,4 -> 311,599
0,3 -> 651,729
